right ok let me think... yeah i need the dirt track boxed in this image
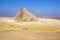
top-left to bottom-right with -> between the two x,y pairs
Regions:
0,30 -> 60,40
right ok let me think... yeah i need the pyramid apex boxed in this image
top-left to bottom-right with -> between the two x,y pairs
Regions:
22,8 -> 26,10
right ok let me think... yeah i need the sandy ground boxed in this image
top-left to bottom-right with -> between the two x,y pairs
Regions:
0,30 -> 60,40
0,18 -> 60,40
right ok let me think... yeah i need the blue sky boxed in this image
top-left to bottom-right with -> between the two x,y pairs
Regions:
0,0 -> 60,17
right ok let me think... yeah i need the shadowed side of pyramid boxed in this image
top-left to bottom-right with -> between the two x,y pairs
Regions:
14,8 -> 37,22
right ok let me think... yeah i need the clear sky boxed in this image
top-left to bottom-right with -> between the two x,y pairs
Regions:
0,0 -> 60,17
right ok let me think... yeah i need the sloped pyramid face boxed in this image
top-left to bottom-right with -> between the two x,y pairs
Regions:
15,8 -> 37,22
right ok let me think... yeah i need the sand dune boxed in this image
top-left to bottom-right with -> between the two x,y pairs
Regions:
0,18 -> 60,40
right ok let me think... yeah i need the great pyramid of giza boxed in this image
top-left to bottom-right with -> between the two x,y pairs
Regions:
14,8 -> 37,22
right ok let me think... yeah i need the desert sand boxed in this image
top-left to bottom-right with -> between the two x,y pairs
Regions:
0,8 -> 60,40
0,30 -> 60,40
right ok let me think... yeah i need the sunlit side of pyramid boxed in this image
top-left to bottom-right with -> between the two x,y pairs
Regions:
14,8 -> 37,22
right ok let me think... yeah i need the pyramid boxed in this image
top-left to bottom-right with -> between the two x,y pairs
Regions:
14,8 -> 37,22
